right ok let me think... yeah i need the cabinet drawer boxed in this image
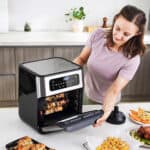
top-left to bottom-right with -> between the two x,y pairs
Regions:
122,50 -> 150,101
0,48 -> 15,74
0,75 -> 16,100
15,47 -> 54,64
54,47 -> 83,61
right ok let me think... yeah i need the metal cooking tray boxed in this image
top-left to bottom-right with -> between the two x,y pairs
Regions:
5,136 -> 55,150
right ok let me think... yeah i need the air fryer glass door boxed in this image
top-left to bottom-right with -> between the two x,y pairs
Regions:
38,89 -> 83,127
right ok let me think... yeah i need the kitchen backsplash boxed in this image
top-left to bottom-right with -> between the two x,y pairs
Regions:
3,0 -> 150,31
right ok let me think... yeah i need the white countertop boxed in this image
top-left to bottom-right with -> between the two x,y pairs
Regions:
0,31 -> 150,46
0,31 -> 89,46
0,102 -> 149,150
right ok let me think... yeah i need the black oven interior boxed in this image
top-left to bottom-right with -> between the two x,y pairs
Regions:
38,89 -> 83,127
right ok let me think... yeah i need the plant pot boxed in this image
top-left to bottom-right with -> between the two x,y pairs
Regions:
72,20 -> 84,32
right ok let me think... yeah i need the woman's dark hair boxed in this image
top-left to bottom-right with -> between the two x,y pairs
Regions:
106,5 -> 146,58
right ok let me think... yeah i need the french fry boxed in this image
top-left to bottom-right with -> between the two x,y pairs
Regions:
130,109 -> 138,115
129,113 -> 141,122
96,137 -> 130,150
129,108 -> 150,124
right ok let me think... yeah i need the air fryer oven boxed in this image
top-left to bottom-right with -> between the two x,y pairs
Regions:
18,57 -> 83,133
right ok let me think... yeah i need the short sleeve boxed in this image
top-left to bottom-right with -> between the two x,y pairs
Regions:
118,55 -> 140,81
85,28 -> 104,49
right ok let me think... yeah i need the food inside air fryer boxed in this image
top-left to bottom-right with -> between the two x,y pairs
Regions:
130,126 -> 150,145
11,136 -> 47,150
44,93 -> 69,115
45,93 -> 65,102
96,137 -> 130,150
129,108 -> 150,124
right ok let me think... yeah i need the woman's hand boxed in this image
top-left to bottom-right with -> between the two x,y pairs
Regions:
93,111 -> 111,127
73,46 -> 91,66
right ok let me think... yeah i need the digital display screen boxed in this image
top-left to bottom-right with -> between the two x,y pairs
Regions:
49,74 -> 79,91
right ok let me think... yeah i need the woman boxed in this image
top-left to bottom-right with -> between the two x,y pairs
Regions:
74,5 -> 147,127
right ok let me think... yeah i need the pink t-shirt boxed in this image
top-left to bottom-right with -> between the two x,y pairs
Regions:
85,29 -> 140,103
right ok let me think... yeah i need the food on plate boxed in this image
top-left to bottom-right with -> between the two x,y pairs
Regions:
130,126 -> 150,145
18,144 -> 46,150
129,108 -> 150,124
12,136 -> 46,150
18,136 -> 33,147
137,126 -> 150,140
6,136 -> 56,150
96,137 -> 130,150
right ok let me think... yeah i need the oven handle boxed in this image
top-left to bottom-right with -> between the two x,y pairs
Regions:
38,125 -> 64,134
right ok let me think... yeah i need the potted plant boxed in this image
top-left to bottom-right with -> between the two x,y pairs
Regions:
65,7 -> 86,32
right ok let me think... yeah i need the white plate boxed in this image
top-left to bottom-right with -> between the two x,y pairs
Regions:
129,113 -> 150,126
128,126 -> 150,148
83,135 -> 139,150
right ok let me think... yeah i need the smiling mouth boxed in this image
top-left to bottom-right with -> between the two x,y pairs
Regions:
114,38 -> 123,42
114,37 -> 120,41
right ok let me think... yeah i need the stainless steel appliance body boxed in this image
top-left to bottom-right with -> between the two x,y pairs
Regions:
18,57 -> 83,133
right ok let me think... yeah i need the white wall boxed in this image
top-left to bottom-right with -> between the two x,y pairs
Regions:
8,0 -> 150,31
0,0 -> 8,32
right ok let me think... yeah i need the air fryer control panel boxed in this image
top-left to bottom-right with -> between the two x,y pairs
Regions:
36,70 -> 83,98
50,74 -> 79,91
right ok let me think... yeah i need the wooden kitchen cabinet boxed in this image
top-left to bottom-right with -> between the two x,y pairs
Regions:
0,48 -> 16,106
0,75 -> 16,107
15,47 -> 54,64
0,48 -> 15,74
53,47 -> 83,61
122,47 -> 150,102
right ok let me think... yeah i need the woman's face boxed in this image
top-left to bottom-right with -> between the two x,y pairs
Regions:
112,15 -> 139,47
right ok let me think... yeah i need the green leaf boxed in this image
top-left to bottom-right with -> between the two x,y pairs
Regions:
64,6 -> 86,21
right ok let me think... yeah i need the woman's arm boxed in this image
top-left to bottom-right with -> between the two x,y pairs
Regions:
94,76 -> 129,127
73,46 -> 91,66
